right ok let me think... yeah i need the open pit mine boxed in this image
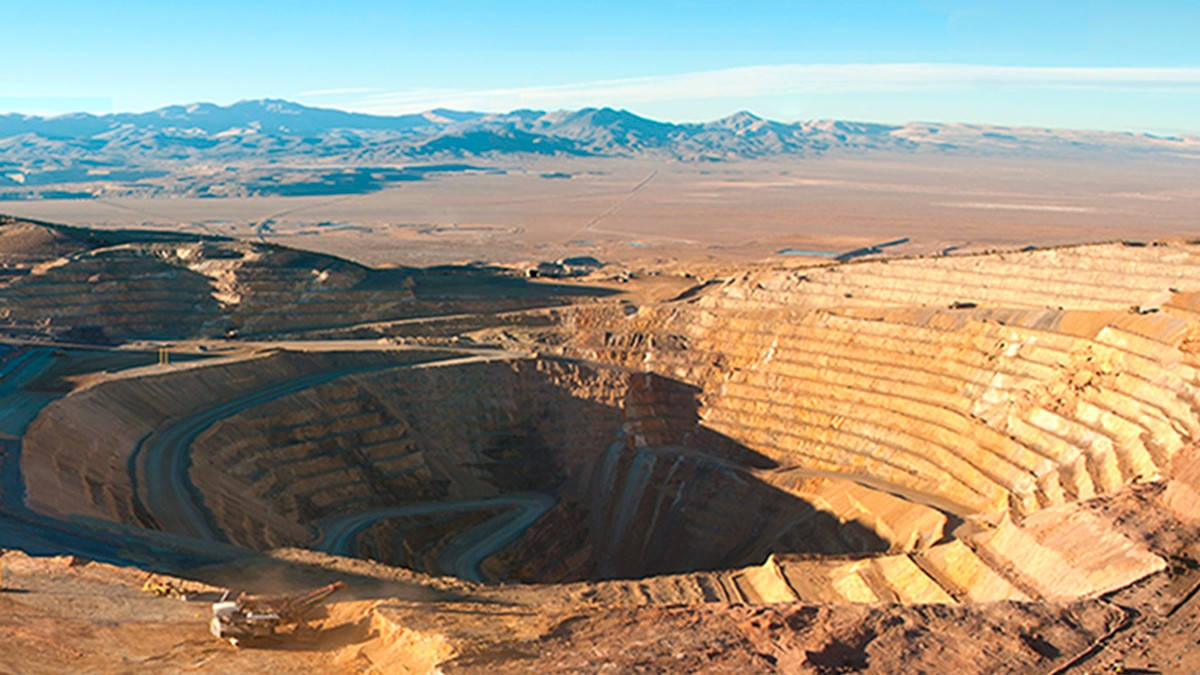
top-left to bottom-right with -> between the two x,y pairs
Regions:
3,214 -> 1200,672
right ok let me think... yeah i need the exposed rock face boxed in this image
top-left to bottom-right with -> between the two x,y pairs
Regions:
481,600 -> 1126,673
11,226 -> 1200,620
19,350 -> 442,525
0,230 -> 416,340
0,219 -> 608,342
563,242 -> 1200,519
533,240 -> 1200,599
25,350 -> 920,581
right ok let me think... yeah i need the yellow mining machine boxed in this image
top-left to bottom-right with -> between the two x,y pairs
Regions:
209,581 -> 346,647
141,574 -> 185,598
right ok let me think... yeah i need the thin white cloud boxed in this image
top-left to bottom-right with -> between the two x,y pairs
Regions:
298,86 -> 385,97
313,63 -> 1200,115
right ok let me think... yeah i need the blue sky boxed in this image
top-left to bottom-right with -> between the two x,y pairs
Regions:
3,1 -> 1198,132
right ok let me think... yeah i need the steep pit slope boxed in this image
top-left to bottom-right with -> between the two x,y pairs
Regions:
723,240 -> 1193,312
22,349 -> 935,583
10,235 -> 1200,672
547,239 -> 1200,601
19,348 -> 452,525
0,221 -> 416,340
564,241 -> 1200,515
17,238 -> 1200,603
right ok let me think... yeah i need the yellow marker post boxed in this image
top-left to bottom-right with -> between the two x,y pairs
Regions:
158,347 -> 169,366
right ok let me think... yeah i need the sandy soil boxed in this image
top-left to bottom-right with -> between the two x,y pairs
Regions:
5,543 -> 1196,674
0,551 -> 355,673
4,156 -> 1198,268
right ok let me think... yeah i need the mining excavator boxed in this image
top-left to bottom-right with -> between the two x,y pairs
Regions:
210,581 -> 345,646
142,575 -> 186,598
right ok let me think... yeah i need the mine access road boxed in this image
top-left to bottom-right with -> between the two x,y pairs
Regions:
129,347 -> 536,551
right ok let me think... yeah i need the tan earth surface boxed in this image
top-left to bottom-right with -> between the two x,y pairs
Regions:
3,209 -> 1200,673
5,156 -> 1198,268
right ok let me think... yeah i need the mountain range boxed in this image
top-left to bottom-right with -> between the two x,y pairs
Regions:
1,99 -> 1196,199
3,98 -> 1197,163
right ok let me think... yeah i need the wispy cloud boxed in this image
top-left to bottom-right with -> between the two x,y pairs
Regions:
297,86 -> 385,97
310,63 -> 1200,115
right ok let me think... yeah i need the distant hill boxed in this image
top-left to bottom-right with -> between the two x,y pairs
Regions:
2,98 -> 1196,163
1,99 -> 1196,199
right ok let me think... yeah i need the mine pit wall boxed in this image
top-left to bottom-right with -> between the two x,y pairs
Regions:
510,442 -> 947,582
18,349 -> 449,527
186,357 -> 634,551
220,264 -> 416,337
563,445 -> 891,580
176,355 -> 923,580
0,241 -> 421,341
183,358 -> 742,564
706,241 -> 1200,314
0,225 -> 610,343
0,247 -> 226,340
554,273 -> 1200,530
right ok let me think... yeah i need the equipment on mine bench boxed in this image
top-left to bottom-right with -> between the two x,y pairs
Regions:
142,574 -> 184,598
209,581 -> 345,646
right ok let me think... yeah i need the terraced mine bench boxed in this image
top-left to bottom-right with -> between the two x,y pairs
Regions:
7,221 -> 1200,674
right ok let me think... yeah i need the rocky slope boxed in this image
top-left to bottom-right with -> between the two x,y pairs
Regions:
7,221 -> 1200,671
0,217 -> 608,341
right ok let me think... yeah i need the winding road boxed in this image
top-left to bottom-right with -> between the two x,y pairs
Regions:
1,342 -> 552,578
0,345 -> 247,569
128,347 -> 552,580
131,364 -> 402,541
315,493 -> 557,583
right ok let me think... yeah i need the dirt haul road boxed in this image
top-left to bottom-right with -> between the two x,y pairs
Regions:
315,493 -> 557,582
0,345 -> 247,568
130,348 -> 533,544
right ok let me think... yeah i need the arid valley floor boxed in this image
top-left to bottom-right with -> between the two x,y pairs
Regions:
7,154 -> 1199,269
2,147 -> 1200,673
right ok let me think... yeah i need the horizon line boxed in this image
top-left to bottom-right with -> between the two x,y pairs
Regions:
2,95 -> 1197,140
